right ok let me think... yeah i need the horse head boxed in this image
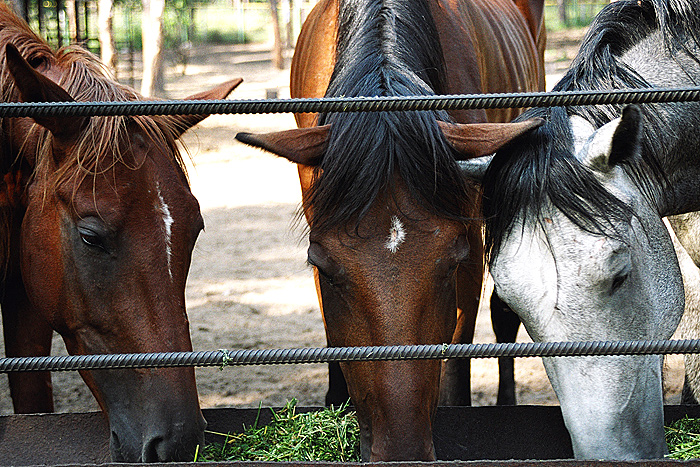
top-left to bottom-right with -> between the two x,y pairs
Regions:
236,117 -> 541,461
4,43 -> 241,462
463,105 -> 684,459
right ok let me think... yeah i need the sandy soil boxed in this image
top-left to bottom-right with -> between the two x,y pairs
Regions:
0,29 -> 684,415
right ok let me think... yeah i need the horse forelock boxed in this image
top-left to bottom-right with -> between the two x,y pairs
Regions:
0,3 -> 187,188
308,0 -> 473,233
38,49 -> 187,192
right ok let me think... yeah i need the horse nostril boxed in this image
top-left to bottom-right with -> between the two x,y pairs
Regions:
141,435 -> 167,463
109,430 -> 128,462
141,426 -> 203,462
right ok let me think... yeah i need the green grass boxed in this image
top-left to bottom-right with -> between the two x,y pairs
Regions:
197,407 -> 700,462
196,409 -> 700,461
666,416 -> 700,460
197,399 -> 361,462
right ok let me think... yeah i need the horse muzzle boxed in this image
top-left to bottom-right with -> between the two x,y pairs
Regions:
350,360 -> 440,462
90,367 -> 205,463
110,411 -> 206,462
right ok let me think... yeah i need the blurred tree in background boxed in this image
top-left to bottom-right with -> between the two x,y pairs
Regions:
546,0 -> 610,29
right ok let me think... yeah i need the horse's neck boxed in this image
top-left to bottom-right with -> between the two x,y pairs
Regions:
586,29 -> 700,216
437,0 -> 544,124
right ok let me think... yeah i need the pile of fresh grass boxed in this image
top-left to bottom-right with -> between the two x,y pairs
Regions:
197,403 -> 700,461
196,399 -> 361,462
666,416 -> 700,460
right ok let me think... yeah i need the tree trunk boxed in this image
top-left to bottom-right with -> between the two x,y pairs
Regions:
98,0 -> 117,74
55,0 -> 63,46
269,0 -> 284,70
557,0 -> 568,26
284,0 -> 293,49
65,0 -> 78,42
141,0 -> 166,97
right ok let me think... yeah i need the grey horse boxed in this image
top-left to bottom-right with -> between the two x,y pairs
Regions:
461,0 -> 700,459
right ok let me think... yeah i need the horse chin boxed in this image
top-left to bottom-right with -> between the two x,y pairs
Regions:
358,424 -> 436,462
357,409 -> 437,462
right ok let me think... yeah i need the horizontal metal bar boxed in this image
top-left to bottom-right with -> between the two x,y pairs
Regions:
0,339 -> 698,372
1,87 -> 700,117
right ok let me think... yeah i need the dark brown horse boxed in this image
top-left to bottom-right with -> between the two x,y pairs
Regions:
237,0 -> 544,460
0,3 -> 240,462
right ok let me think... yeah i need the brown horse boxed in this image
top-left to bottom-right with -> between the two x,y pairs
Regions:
0,3 -> 241,462
237,0 -> 544,460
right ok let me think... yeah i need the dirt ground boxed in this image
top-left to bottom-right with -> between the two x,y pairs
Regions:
0,28 -> 685,415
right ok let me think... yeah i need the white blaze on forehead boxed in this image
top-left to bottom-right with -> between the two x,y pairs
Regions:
386,216 -> 406,253
156,183 -> 174,278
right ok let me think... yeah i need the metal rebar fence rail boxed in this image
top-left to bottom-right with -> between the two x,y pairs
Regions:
0,339 -> 699,373
2,87 -> 700,117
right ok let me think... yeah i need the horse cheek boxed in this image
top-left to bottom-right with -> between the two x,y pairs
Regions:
20,198 -> 66,332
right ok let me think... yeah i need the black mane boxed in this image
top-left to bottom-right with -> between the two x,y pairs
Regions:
482,0 -> 700,261
308,0 -> 473,232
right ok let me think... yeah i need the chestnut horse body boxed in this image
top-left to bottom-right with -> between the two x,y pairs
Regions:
0,3 -> 240,462
237,0 -> 544,460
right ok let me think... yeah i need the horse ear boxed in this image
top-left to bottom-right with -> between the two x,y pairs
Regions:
439,118 -> 544,159
578,105 -> 643,172
235,125 -> 330,166
609,105 -> 643,166
4,43 -> 86,140
162,78 -> 243,137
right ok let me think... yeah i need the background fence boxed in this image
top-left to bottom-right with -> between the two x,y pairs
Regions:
10,0 -> 611,86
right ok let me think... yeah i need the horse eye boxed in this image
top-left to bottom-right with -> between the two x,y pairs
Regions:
610,271 -> 629,293
306,255 -> 333,282
79,228 -> 102,246
307,242 -> 342,285
607,249 -> 631,294
78,226 -> 108,252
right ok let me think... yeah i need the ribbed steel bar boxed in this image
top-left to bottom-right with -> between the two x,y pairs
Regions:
0,339 -> 699,373
2,87 -> 700,117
